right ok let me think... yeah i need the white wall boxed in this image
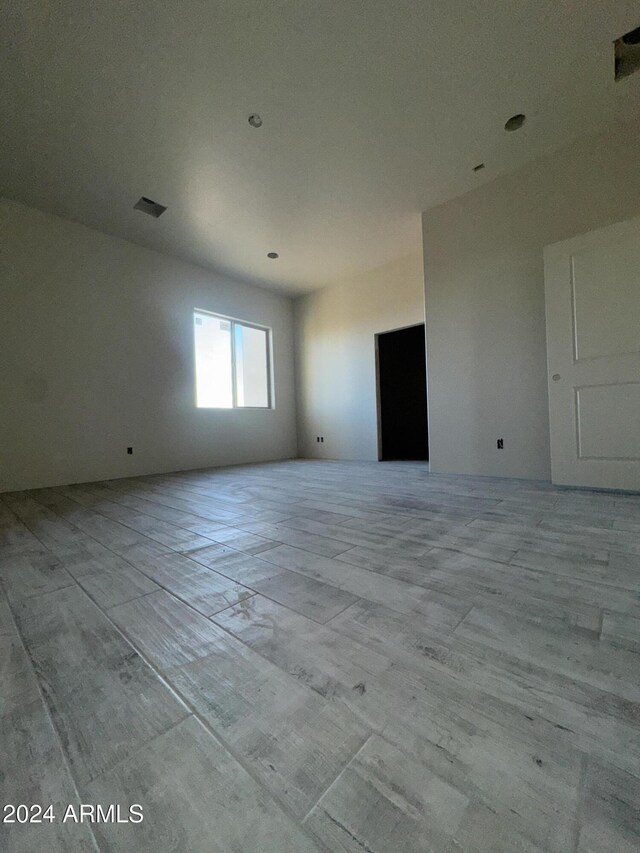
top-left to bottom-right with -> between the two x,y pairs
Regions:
422,119 -> 640,480
0,199 -> 297,491
295,252 -> 425,459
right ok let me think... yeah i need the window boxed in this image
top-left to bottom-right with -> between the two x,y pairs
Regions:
194,310 -> 272,409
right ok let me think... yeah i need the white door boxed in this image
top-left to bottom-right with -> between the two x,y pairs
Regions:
544,216 -> 640,490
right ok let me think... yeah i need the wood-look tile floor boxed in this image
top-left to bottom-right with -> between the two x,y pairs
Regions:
1,459 -> 639,852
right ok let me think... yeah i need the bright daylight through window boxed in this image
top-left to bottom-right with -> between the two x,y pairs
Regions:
194,310 -> 271,408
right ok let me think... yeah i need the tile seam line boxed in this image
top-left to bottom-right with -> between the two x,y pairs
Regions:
43,483 -> 372,581
0,575 -> 102,853
300,731 -> 375,824
92,584 -> 337,853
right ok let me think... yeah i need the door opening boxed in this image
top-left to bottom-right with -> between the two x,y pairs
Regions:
376,323 -> 428,461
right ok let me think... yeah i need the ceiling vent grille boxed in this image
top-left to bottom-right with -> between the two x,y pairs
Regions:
133,196 -> 167,218
614,25 -> 640,80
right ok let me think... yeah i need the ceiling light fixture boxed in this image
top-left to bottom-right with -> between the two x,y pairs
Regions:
267,252 -> 279,259
504,113 -> 526,132
248,113 -> 263,128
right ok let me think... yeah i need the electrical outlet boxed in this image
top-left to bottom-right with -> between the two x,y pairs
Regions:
127,447 -> 133,455
320,436 -> 324,443
316,436 -> 320,442
496,438 -> 504,450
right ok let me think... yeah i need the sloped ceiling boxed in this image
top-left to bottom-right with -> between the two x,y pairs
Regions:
2,1 -> 640,292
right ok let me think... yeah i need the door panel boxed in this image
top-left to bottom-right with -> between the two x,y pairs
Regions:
576,383 -> 640,460
544,216 -> 640,489
571,235 -> 640,360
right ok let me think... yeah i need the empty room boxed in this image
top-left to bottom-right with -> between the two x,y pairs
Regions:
2,2 -> 640,851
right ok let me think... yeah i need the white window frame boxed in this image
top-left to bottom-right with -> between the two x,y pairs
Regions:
193,309 -> 274,410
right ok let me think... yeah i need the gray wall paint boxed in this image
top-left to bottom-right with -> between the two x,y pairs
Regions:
422,120 -> 640,480
0,200 -> 297,491
295,252 -> 425,460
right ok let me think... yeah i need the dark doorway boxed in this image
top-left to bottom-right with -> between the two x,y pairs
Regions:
376,324 -> 428,461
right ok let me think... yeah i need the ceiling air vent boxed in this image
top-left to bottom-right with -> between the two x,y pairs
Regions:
614,25 -> 640,80
133,196 -> 167,218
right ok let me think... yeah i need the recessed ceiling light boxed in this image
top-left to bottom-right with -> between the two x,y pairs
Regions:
248,113 -> 263,128
504,113 -> 526,132
267,252 -> 279,259
473,163 -> 485,172
133,196 -> 167,218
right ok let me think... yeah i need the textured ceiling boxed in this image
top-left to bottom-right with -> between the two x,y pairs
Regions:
2,1 -> 640,292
